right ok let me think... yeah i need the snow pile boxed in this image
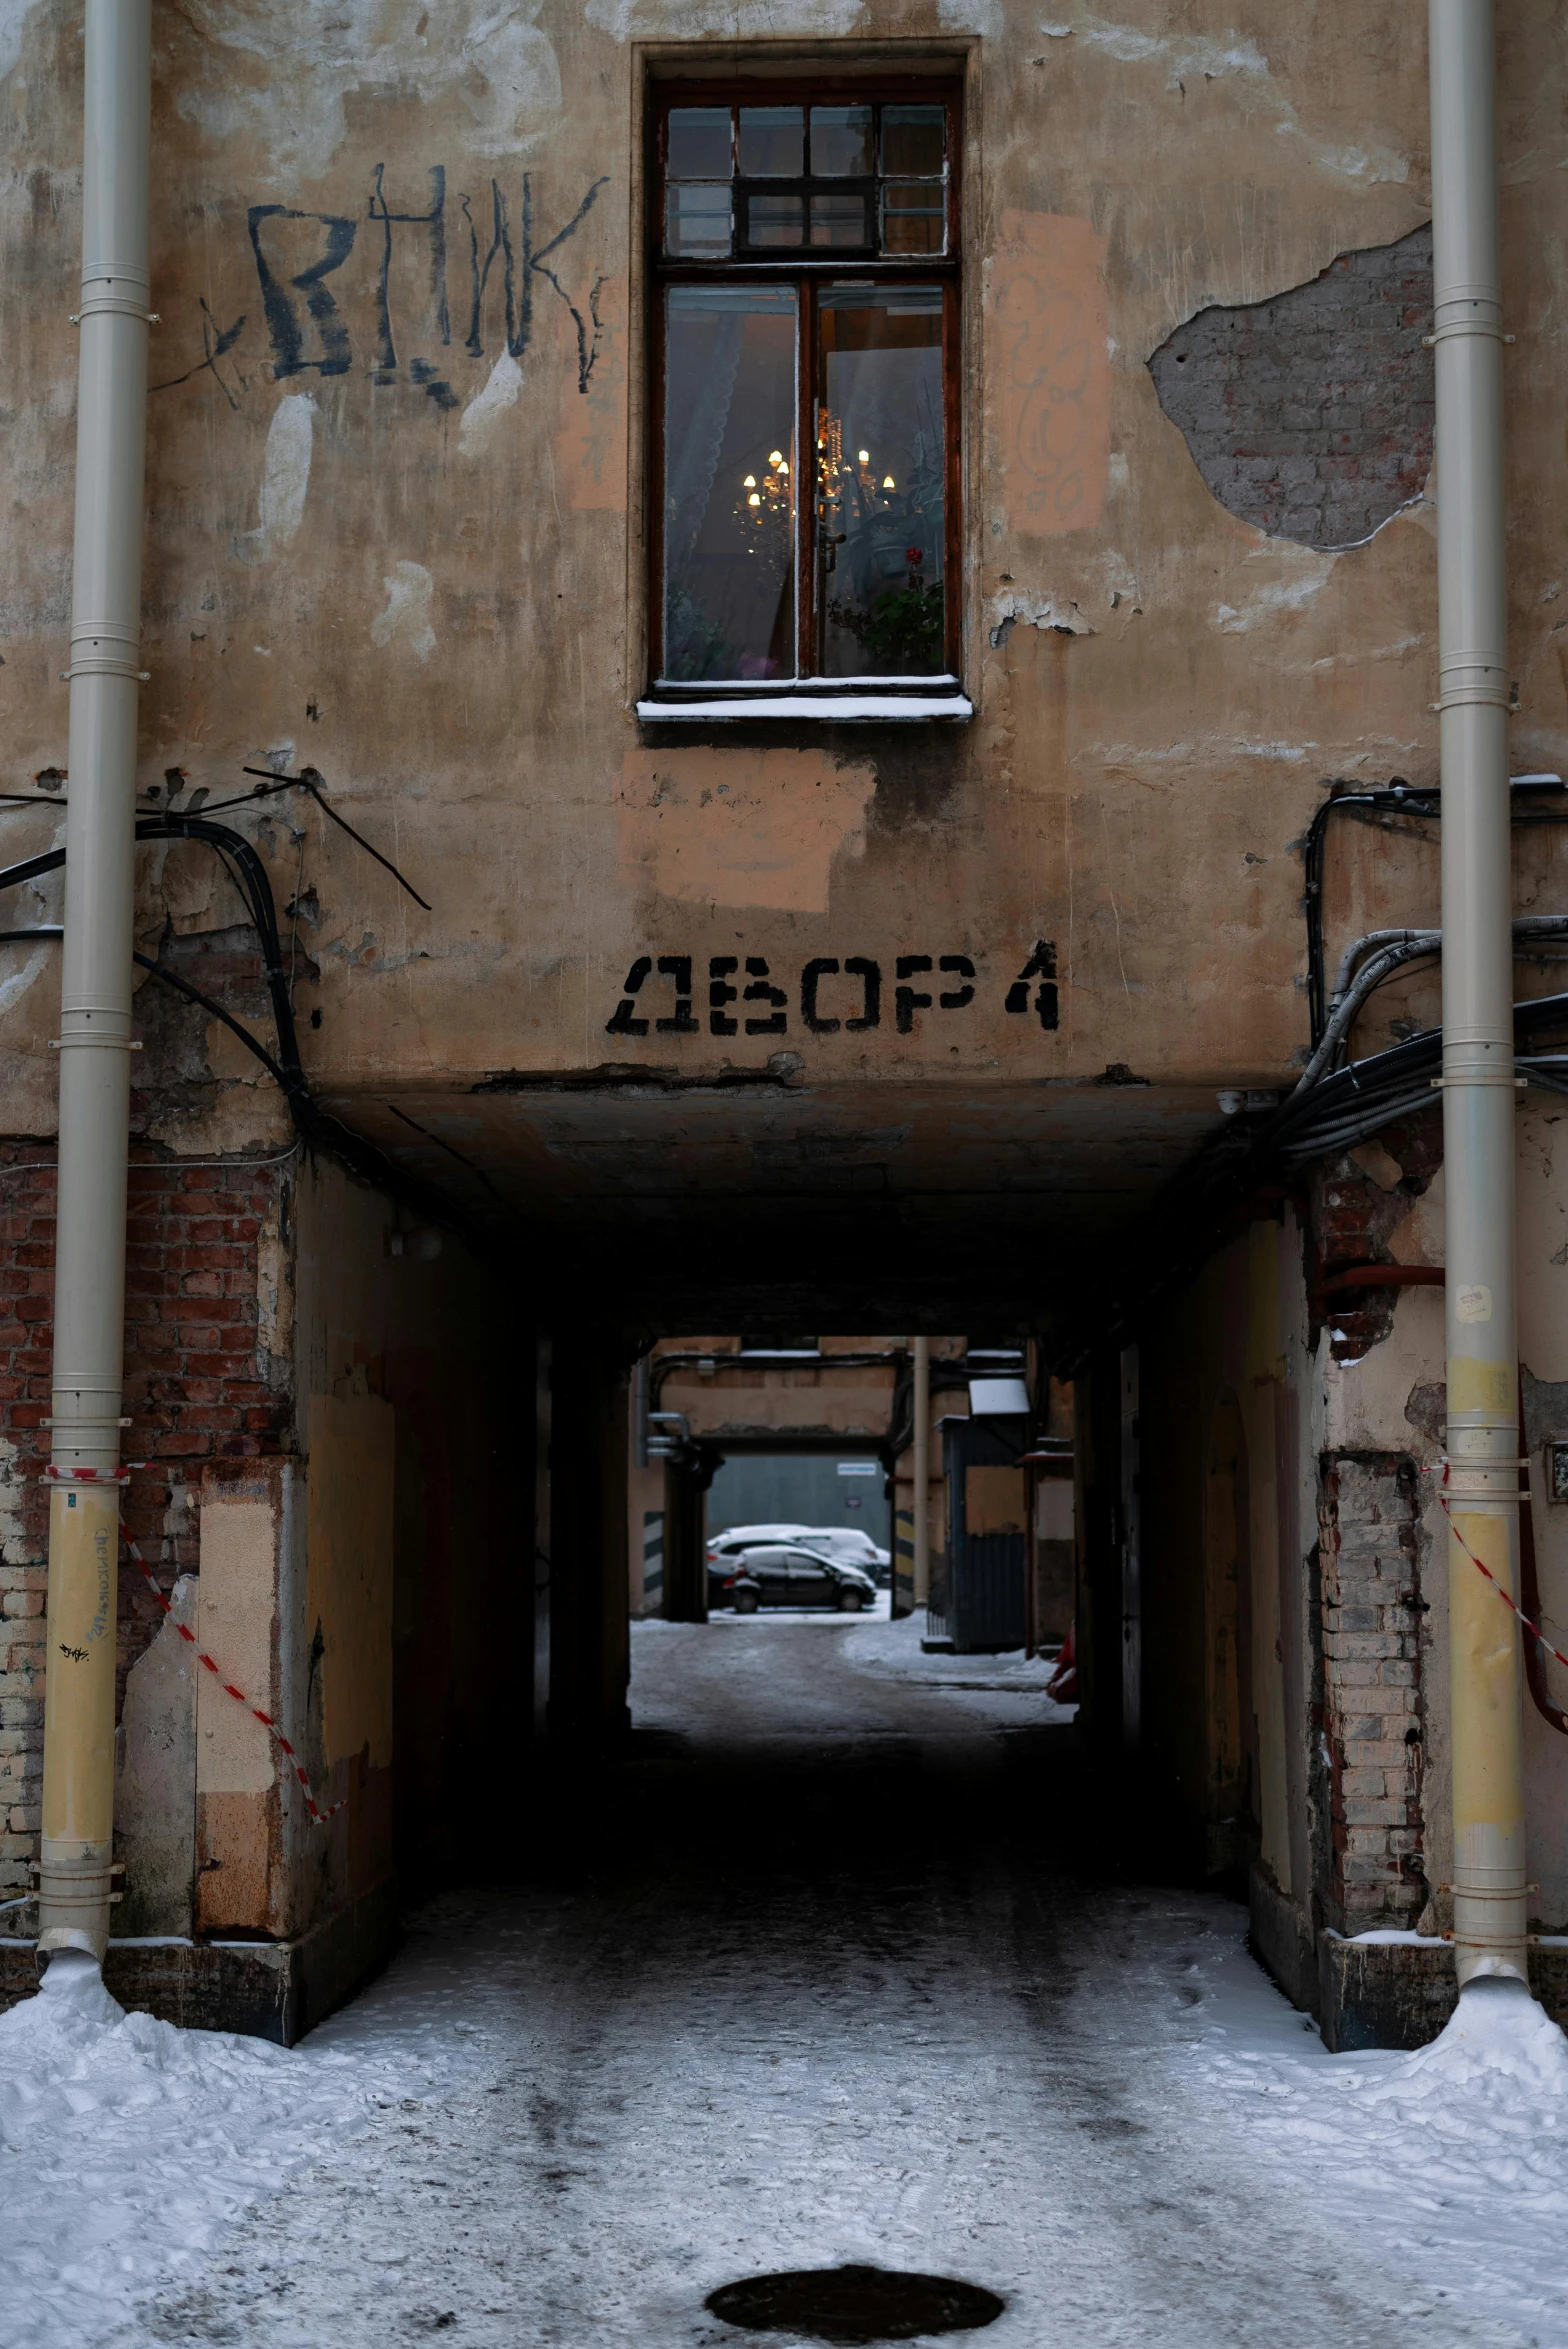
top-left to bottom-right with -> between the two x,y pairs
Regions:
1184,1963 -> 1568,2330
0,1951 -> 455,2347
843,1610 -> 1073,1704
1346,1980 -> 1568,2213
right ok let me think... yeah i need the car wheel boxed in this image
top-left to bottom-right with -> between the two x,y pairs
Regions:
836,1587 -> 863,1612
733,1588 -> 760,1615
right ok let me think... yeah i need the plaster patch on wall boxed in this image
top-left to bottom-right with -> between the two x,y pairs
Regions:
1213,549 -> 1336,635
1046,12 -> 1270,83
257,1188 -> 294,1370
371,560 -> 437,662
459,352 -> 524,457
0,821 -> 61,1020
235,394 -> 315,568
617,749 -> 877,914
1389,1164 -> 1444,1266
1035,15 -> 1406,183
0,940 -> 51,1021
196,1500 -> 277,1796
586,0 -> 864,36
0,0 -> 40,81
989,594 -> 1097,649
0,1434 -> 27,1565
158,840 -> 250,936
173,0 -> 562,179
938,0 -> 1001,32
1151,227 -> 1433,552
116,1576 -> 198,1938
992,213 -> 1111,536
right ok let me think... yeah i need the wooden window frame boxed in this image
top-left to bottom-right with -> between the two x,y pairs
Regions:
646,75 -> 964,708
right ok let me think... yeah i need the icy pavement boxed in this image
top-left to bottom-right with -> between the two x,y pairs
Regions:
1,1614 -> 1566,2347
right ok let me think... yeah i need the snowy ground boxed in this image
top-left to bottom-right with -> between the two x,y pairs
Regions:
4,1613 -> 1568,2347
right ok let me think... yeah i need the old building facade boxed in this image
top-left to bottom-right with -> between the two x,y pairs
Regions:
2,0 -> 1566,2043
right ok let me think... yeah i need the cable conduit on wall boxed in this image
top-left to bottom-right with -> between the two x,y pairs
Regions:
0,820 -> 491,1253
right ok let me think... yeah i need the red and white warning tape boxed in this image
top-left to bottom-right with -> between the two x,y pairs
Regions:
1433,1461 -> 1568,1677
122,1521 -> 347,1827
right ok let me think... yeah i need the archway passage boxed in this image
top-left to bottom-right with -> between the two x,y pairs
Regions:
101,1555 -> 1443,2349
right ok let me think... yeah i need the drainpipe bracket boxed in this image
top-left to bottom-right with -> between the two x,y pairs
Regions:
1429,689 -> 1515,713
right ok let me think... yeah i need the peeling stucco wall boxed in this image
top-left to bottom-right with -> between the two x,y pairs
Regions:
7,0 -> 1549,1134
1149,226 -> 1434,551
0,7 -> 1561,1278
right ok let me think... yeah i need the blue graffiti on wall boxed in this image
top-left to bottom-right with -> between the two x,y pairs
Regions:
156,166 -> 609,410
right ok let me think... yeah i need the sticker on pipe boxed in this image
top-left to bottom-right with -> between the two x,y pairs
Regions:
1455,1284 -> 1493,1325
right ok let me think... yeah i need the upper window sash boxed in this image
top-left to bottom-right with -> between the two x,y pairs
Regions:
661,97 -> 953,266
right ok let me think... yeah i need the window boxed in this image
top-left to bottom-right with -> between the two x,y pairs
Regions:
644,82 -> 966,720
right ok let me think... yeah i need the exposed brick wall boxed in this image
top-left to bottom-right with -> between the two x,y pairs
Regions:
1316,1453 -> 1428,1933
0,1148 -> 290,1902
1149,225 -> 1433,551
1306,1108 -> 1444,1362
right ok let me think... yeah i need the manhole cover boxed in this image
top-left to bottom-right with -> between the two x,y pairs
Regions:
706,2264 -> 1004,2344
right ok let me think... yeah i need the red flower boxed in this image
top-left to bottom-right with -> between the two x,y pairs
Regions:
905,547 -> 924,566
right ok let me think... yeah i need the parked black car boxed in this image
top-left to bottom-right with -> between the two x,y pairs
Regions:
715,1544 -> 878,1614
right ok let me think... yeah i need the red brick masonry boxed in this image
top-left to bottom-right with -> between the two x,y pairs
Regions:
0,1149 -> 290,1900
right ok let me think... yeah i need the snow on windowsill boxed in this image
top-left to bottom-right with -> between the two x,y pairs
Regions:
1335,1929 -> 1449,1945
637,692 -> 973,722
0,1934 -> 291,1951
1334,1928 -> 1568,1947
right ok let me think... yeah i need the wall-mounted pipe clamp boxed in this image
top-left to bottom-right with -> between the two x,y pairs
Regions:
71,266 -> 157,326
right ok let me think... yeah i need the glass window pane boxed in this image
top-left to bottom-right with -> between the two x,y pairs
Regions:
810,104 -> 873,175
881,181 -> 946,256
880,103 -> 945,176
809,191 -> 868,249
667,107 -> 733,180
816,287 -> 945,679
666,182 -> 732,259
738,105 -> 803,176
746,191 -> 804,248
664,287 -> 798,684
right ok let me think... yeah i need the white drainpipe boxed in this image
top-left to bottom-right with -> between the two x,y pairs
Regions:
1429,0 -> 1528,1987
36,0 -> 153,1961
912,1338 -> 930,1609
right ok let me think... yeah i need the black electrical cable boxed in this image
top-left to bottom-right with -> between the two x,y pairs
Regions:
136,952 -> 291,1088
2,768 -> 431,906
1060,984 -> 1568,1368
0,820 -> 487,1252
0,923 -> 287,1084
1303,783 -> 1439,1045
1303,776 -> 1568,1047
1271,987 -> 1568,1160
240,766 -> 431,910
